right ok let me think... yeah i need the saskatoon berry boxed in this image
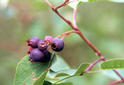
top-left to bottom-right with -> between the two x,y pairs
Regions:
27,37 -> 40,48
42,50 -> 51,62
38,40 -> 48,51
30,48 -> 44,62
51,39 -> 64,52
44,36 -> 53,44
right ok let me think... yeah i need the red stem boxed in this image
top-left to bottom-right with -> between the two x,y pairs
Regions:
73,8 -> 78,29
45,0 -> 124,84
55,0 -> 69,10
56,30 -> 79,39
108,80 -> 124,85
84,57 -> 103,73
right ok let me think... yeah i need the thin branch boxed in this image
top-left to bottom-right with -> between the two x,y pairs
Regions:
87,70 -> 103,73
56,30 -> 79,39
45,0 -> 53,9
45,0 -> 124,83
45,0 -> 77,30
113,70 -> 124,81
108,80 -> 124,85
73,8 -> 78,29
53,9 -> 74,29
55,0 -> 69,10
82,57 -> 103,74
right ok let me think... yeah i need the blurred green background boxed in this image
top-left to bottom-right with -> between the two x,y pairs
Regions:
0,0 -> 124,85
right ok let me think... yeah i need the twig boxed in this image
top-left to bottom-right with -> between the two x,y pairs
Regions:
56,30 -> 79,39
108,80 -> 124,85
45,0 -> 124,84
55,0 -> 69,10
73,8 -> 78,29
113,70 -> 124,81
82,57 -> 103,74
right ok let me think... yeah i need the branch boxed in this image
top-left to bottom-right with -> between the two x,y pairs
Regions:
73,8 -> 78,29
56,30 -> 79,39
55,0 -> 69,10
108,80 -> 124,85
113,70 -> 124,81
45,0 -> 77,30
45,0 -> 124,83
81,57 -> 103,75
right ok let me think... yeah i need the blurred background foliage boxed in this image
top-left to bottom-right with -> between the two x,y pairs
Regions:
0,0 -> 124,85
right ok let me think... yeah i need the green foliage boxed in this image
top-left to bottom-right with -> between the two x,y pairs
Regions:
101,59 -> 124,70
53,82 -> 73,85
33,71 -> 48,85
55,73 -> 70,77
1,0 -> 124,85
74,63 -> 89,75
14,55 -> 49,85
50,56 -> 70,72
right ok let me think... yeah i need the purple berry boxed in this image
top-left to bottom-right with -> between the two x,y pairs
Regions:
51,39 -> 64,52
30,48 -> 44,62
42,50 -> 51,62
27,37 -> 40,48
38,40 -> 48,51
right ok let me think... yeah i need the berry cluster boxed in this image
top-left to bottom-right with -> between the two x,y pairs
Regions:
26,36 -> 64,63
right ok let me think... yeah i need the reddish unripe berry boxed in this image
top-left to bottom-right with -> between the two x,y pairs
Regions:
44,36 -> 53,44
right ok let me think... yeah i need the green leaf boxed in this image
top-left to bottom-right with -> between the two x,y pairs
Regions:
74,63 -> 89,75
55,73 -> 70,77
43,81 -> 52,85
53,82 -> 73,85
101,59 -> 124,70
33,71 -> 48,85
14,55 -> 49,85
48,53 -> 57,67
50,56 -> 70,72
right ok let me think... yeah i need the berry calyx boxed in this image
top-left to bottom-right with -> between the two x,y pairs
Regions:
38,40 -> 48,51
30,48 -> 44,62
51,38 -> 64,52
27,37 -> 40,48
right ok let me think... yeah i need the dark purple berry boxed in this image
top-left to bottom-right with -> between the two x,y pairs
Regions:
30,48 -> 44,62
27,37 -> 40,48
51,39 -> 64,52
38,40 -> 48,51
42,50 -> 51,62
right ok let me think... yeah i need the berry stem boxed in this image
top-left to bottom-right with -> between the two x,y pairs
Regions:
108,80 -> 124,85
81,57 -> 104,75
45,0 -> 124,84
56,30 -> 79,39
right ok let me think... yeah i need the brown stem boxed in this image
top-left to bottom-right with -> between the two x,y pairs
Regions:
82,57 -> 103,74
55,0 -> 69,10
45,0 -> 124,84
56,30 -> 79,39
53,9 -> 75,29
108,80 -> 124,85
